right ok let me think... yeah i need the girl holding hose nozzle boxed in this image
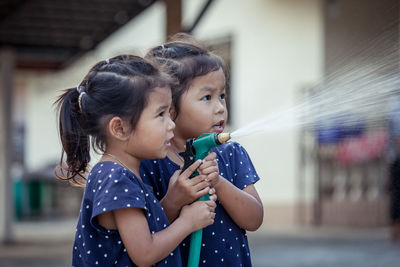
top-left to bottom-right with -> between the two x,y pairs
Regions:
140,33 -> 263,266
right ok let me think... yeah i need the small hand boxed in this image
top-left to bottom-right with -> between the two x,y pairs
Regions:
166,160 -> 210,207
198,152 -> 220,188
181,199 -> 216,231
208,187 -> 218,202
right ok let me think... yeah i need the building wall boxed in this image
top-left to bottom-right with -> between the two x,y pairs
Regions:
22,0 -> 323,226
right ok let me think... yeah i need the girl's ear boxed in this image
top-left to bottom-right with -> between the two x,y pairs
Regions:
108,116 -> 131,141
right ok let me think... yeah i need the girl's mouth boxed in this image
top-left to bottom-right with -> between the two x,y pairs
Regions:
165,135 -> 174,147
212,120 -> 225,133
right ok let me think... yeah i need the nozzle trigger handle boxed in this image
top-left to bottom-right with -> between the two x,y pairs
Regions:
179,138 -> 196,174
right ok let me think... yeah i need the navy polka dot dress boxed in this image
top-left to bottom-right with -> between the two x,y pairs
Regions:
140,142 -> 260,267
72,161 -> 182,267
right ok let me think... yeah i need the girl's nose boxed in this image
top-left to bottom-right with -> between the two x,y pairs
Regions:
168,117 -> 175,130
215,100 -> 225,114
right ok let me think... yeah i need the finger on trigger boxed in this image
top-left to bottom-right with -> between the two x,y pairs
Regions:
183,160 -> 202,177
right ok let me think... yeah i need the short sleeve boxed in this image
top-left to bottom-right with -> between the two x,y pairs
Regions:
140,158 -> 179,200
140,159 -> 164,199
90,167 -> 146,231
214,142 -> 260,190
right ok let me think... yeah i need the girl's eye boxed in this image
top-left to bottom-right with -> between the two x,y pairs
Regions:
158,111 -> 165,117
202,95 -> 211,101
219,93 -> 226,100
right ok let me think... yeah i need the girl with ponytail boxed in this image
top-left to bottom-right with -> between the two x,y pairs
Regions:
55,54 -> 217,267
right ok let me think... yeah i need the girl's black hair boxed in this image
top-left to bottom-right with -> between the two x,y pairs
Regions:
145,33 -> 226,120
55,55 -> 171,185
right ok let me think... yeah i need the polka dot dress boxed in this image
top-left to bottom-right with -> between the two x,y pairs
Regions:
72,161 -> 182,267
140,142 -> 260,267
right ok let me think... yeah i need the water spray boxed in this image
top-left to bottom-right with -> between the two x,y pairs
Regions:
181,14 -> 400,266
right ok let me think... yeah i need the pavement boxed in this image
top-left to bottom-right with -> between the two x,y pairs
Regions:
1,221 -> 399,267
248,227 -> 400,267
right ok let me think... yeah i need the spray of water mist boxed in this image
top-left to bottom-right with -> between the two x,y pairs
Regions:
231,18 -> 400,139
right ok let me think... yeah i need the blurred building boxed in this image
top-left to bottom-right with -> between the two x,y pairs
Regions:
1,0 -> 398,243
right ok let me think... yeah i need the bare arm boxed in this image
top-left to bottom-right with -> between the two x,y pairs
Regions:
197,153 -> 263,231
214,178 -> 263,231
114,200 -> 216,266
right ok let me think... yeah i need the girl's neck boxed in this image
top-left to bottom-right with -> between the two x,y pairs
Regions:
101,150 -> 141,179
170,134 -> 187,153
167,133 -> 188,165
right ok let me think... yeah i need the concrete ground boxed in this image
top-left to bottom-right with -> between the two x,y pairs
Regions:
248,227 -> 400,267
1,221 -> 399,266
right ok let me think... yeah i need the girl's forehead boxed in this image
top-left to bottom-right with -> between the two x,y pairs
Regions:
147,86 -> 172,102
150,86 -> 172,95
189,69 -> 226,91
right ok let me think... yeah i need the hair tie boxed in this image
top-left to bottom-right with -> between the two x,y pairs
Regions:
78,92 -> 86,112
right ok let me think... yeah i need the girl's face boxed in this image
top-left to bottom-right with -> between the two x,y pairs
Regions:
174,68 -> 227,139
127,87 -> 175,159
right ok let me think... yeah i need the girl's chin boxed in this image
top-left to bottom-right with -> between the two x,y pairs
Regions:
154,149 -> 169,159
161,149 -> 169,157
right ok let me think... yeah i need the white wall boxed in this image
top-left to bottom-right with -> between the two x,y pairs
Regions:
23,0 -> 323,219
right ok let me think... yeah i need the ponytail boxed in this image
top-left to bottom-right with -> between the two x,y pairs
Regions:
55,87 -> 90,185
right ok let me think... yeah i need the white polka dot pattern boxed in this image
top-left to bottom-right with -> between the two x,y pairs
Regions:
140,141 -> 259,266
72,161 -> 181,266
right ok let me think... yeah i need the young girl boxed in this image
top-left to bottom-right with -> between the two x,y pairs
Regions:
55,54 -> 217,267
140,34 -> 264,266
